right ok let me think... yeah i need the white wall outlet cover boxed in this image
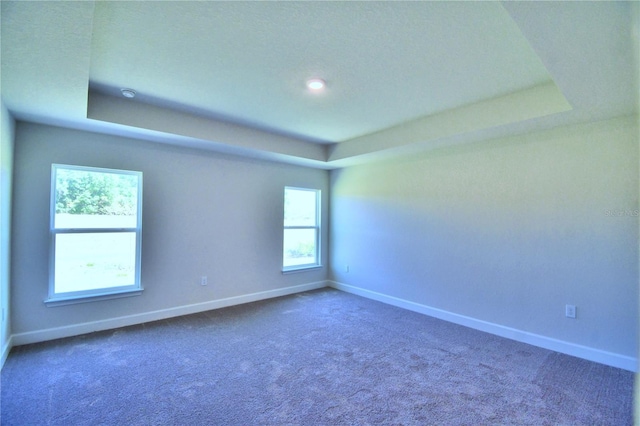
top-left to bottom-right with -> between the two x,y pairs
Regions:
565,304 -> 576,319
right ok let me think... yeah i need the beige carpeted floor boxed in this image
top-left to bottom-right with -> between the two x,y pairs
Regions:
1,288 -> 634,425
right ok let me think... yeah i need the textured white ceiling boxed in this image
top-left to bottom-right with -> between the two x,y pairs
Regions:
88,1 -> 551,143
1,1 -> 94,122
1,1 -> 637,169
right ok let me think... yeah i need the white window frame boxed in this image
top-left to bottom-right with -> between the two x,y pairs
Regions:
46,164 -> 143,306
283,187 -> 321,273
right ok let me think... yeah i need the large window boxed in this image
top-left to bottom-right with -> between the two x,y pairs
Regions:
47,164 -> 143,305
283,187 -> 321,271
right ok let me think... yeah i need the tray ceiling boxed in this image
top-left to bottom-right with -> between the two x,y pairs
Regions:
1,1 -> 636,168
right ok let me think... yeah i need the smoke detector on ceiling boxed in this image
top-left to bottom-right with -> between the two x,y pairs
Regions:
121,88 -> 136,98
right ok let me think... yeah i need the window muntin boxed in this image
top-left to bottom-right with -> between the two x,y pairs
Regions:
48,164 -> 143,304
283,187 -> 321,271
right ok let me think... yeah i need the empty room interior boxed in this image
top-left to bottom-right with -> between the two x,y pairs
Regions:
1,1 -> 639,424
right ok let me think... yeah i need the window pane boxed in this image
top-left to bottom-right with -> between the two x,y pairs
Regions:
284,188 -> 317,227
54,233 -> 137,293
283,228 -> 317,267
54,168 -> 139,229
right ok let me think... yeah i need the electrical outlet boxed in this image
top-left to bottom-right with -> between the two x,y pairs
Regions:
200,276 -> 208,286
565,304 -> 576,319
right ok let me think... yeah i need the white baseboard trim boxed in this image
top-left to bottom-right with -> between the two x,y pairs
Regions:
11,281 -> 328,347
9,280 -> 637,372
329,281 -> 638,372
1,335 -> 13,370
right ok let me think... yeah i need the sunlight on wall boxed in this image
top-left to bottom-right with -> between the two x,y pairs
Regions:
331,116 -> 638,358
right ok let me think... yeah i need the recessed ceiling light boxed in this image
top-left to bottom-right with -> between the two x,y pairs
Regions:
306,78 -> 326,91
121,88 -> 136,98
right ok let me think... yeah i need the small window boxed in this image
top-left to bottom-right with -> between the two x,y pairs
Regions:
47,164 -> 143,305
283,187 -> 321,272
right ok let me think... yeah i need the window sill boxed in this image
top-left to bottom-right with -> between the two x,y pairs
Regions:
44,288 -> 143,307
282,265 -> 323,274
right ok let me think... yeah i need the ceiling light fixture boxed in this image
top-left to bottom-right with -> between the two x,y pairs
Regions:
306,78 -> 326,91
121,88 -> 136,98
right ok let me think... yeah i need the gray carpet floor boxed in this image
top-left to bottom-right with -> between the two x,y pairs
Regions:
1,288 -> 634,425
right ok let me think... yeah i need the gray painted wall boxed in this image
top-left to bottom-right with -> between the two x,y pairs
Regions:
632,0 -> 640,415
330,116 -> 638,358
6,114 -> 639,368
1,100 -> 15,361
11,122 -> 329,336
